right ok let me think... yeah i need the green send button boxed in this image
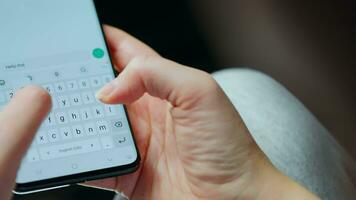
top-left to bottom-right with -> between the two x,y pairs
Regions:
92,48 -> 105,59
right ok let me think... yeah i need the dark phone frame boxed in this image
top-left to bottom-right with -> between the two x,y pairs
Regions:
14,1 -> 141,193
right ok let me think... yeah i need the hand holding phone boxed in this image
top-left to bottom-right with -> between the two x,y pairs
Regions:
85,26 -> 319,200
83,26 -> 256,199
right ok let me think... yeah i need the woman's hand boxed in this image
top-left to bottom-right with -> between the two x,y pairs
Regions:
87,25 -> 319,200
0,86 -> 51,200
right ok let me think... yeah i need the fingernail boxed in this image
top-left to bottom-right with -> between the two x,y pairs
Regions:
96,83 -> 115,101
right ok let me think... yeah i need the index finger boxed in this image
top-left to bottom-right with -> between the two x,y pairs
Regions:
0,86 -> 51,185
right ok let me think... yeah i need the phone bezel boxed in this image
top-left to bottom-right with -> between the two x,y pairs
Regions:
14,1 -> 141,193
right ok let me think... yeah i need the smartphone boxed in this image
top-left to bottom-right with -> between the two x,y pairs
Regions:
0,0 -> 140,194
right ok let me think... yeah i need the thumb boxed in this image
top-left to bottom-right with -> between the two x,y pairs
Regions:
96,56 -> 216,108
0,86 -> 51,199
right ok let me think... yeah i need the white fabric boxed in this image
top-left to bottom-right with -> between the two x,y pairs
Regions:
213,68 -> 356,200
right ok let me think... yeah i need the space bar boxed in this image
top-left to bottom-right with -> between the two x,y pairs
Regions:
39,139 -> 101,160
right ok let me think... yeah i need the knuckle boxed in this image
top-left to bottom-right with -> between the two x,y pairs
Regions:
198,70 -> 220,92
128,56 -> 149,69
127,56 -> 159,76
127,56 -> 147,75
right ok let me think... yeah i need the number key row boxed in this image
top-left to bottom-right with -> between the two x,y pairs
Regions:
43,75 -> 113,94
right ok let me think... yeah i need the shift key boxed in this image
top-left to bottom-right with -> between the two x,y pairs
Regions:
39,139 -> 101,160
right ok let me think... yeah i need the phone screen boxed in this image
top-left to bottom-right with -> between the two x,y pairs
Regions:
0,0 -> 138,185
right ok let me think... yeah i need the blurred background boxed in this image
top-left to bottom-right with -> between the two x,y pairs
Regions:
14,0 -> 355,199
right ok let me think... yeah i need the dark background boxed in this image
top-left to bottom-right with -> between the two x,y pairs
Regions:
14,0 -> 355,199
94,0 -> 217,71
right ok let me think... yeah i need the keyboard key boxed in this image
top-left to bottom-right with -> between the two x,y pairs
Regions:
80,108 -> 93,120
113,134 -> 130,147
68,110 -> 81,122
36,131 -> 48,144
110,119 -> 125,131
82,92 -> 94,104
67,80 -> 79,91
47,129 -> 60,143
90,77 -> 102,88
54,82 -> 66,93
43,84 -> 54,94
0,79 -> 7,89
45,114 -> 55,126
92,106 -> 104,118
104,105 -> 117,116
79,79 -> 90,89
57,95 -> 70,108
59,127 -> 73,140
27,150 -> 40,162
102,75 -> 113,84
56,112 -> 68,124
100,136 -> 114,149
97,121 -> 109,134
84,123 -> 97,136
5,90 -> 15,100
69,94 -> 82,106
72,125 -> 85,138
